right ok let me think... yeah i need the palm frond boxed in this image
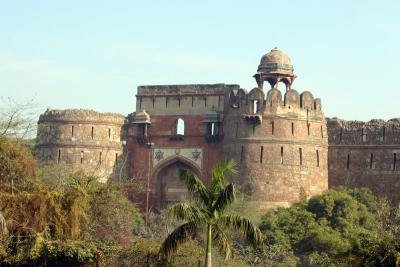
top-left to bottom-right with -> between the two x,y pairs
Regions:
158,221 -> 198,260
212,183 -> 235,214
213,224 -> 233,261
211,159 -> 238,193
218,215 -> 263,246
181,170 -> 210,206
168,202 -> 206,223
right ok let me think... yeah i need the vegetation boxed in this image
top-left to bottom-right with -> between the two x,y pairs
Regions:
1,118 -> 400,266
159,160 -> 263,267
0,136 -> 144,266
259,187 -> 400,266
0,137 -> 39,193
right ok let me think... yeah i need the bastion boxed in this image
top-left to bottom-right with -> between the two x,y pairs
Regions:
35,108 -> 125,182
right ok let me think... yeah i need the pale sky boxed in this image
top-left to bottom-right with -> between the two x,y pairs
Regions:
0,0 -> 399,121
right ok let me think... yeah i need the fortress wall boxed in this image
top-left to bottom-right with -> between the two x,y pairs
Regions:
35,109 -> 125,182
135,84 -> 238,115
223,87 -> 328,211
328,118 -> 400,203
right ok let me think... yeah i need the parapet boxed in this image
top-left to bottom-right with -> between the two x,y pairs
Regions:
227,86 -> 324,120
38,109 -> 125,125
137,83 -> 239,96
327,117 -> 400,145
136,84 -> 239,116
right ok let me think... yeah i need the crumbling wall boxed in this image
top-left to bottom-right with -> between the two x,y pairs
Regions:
327,118 -> 400,203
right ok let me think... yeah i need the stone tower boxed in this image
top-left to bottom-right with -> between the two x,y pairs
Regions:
223,48 -> 328,211
35,109 -> 125,182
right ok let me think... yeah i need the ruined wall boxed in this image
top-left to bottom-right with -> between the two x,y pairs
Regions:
126,84 -> 237,210
223,87 -> 328,211
327,118 -> 400,203
35,109 -> 125,182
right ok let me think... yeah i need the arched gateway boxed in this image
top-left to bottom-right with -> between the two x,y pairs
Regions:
152,157 -> 202,210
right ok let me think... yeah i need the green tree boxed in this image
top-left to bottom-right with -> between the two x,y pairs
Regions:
259,187 -> 400,266
159,160 -> 262,267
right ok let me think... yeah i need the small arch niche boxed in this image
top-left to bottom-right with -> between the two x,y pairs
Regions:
174,118 -> 185,136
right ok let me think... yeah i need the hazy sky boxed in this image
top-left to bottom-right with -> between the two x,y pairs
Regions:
0,0 -> 399,121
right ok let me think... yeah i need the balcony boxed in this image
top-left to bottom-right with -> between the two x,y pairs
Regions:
244,114 -> 262,125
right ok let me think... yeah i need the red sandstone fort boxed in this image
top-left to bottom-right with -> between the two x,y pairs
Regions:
35,48 -> 400,212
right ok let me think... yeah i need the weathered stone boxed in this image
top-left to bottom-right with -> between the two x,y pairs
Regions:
327,118 -> 400,203
34,48 -> 399,213
35,109 -> 125,182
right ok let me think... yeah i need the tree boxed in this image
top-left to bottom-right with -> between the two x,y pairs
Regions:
88,183 -> 143,245
0,98 -> 38,140
159,159 -> 262,267
0,137 -> 40,193
259,187 -> 400,266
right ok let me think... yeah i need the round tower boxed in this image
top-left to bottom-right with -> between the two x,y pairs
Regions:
35,109 -> 125,182
223,48 -> 328,211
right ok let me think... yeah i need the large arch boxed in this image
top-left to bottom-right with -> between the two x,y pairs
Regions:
152,156 -> 202,210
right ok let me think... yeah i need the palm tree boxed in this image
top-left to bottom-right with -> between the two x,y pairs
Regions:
159,159 -> 262,267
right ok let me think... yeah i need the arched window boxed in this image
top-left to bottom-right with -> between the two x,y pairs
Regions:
252,100 -> 258,114
207,122 -> 217,136
229,91 -> 239,108
175,118 -> 185,136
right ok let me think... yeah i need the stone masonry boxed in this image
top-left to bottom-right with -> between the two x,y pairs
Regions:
35,109 -> 125,182
327,118 -> 400,203
34,48 -> 400,212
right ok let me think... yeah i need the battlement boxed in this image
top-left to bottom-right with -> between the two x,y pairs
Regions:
227,87 -> 324,121
136,84 -> 238,116
37,108 -> 125,144
327,118 -> 400,145
38,109 -> 125,125
137,83 -> 238,96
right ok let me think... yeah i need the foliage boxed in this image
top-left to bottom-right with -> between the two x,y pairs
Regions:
0,135 -> 146,265
159,159 -> 262,267
38,162 -> 77,190
259,187 -> 400,266
3,133 -> 400,266
0,137 -> 40,193
39,240 -> 100,266
88,183 -> 143,245
0,189 -> 88,241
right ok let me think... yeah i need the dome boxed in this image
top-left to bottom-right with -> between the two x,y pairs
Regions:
258,47 -> 294,75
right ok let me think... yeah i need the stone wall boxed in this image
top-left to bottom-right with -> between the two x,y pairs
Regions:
35,109 -> 125,182
126,84 -> 232,210
327,118 -> 400,203
223,87 -> 328,212
136,84 -> 234,115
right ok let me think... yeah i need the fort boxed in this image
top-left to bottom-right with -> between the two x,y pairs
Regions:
35,48 -> 400,212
